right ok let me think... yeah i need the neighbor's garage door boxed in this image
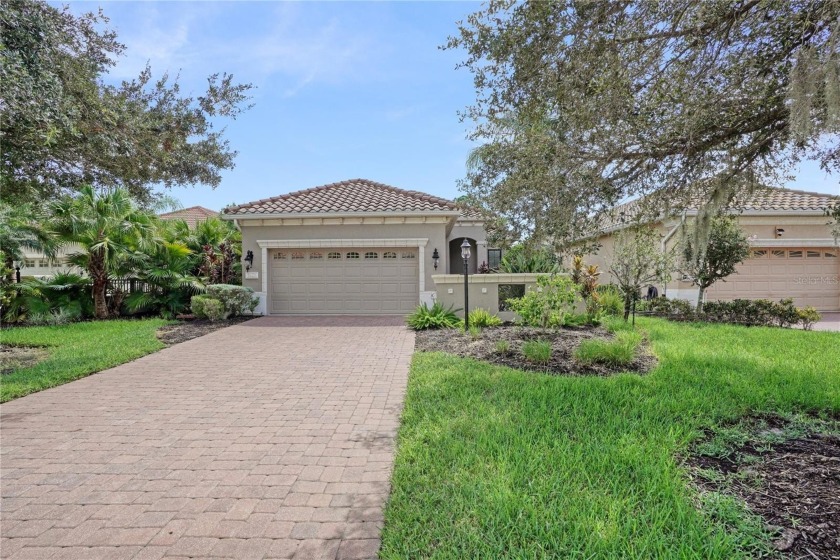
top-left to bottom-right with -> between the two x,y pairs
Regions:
706,247 -> 839,311
270,248 -> 418,314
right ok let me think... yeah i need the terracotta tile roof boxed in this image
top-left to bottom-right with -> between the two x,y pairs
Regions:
223,178 -> 480,218
159,206 -> 219,228
600,186 -> 838,232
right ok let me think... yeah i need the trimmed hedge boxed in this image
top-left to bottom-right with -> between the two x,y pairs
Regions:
638,296 -> 821,329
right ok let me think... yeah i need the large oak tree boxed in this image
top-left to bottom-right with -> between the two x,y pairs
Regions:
1,0 -> 253,205
449,0 -> 840,248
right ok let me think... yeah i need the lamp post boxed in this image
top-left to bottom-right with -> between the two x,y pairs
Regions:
460,239 -> 471,330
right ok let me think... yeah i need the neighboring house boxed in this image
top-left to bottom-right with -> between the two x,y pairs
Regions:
222,178 -> 488,315
586,187 -> 840,311
17,206 -> 220,279
158,206 -> 219,228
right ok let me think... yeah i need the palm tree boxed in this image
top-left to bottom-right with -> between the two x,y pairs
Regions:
0,202 -> 58,281
124,239 -> 204,319
49,186 -> 158,319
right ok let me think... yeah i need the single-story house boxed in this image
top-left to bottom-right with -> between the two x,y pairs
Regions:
222,179 -> 488,315
159,205 -> 219,228
585,186 -> 840,311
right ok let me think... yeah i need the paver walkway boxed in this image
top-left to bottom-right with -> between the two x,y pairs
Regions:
1,316 -> 414,560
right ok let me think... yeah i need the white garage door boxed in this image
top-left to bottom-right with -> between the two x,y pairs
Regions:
706,247 -> 839,311
269,248 -> 419,314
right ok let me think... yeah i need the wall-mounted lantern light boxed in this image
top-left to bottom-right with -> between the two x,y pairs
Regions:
774,227 -> 785,238
244,250 -> 254,271
461,239 -> 471,330
432,248 -> 440,270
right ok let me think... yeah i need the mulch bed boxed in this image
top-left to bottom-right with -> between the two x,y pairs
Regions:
156,316 -> 255,346
414,325 -> 656,376
0,345 -> 48,375
689,417 -> 840,559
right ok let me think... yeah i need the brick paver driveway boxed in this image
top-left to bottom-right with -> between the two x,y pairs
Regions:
1,316 -> 414,560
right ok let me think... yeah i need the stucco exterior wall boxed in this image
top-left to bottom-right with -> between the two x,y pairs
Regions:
447,222 -> 489,274
432,273 -> 544,321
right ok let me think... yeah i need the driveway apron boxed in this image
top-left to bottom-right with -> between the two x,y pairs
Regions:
1,316 -> 414,560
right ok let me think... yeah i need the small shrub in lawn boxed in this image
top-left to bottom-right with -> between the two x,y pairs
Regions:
468,325 -> 482,339
406,302 -> 461,330
467,308 -> 502,328
495,340 -> 511,354
575,331 -> 642,367
797,306 -> 821,330
521,340 -> 552,364
205,284 -> 257,318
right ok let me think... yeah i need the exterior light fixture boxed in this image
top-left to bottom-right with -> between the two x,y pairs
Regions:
774,227 -> 785,238
432,248 -> 440,270
244,250 -> 254,271
461,239 -> 471,330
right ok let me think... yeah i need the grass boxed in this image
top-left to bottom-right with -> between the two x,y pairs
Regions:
521,339 -> 552,364
1,319 -> 169,402
381,318 -> 840,559
575,329 -> 643,366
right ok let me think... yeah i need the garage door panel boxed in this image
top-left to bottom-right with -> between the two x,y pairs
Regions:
706,247 -> 839,311
270,248 -> 418,314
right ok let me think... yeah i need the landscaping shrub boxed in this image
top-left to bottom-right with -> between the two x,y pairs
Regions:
575,330 -> 642,367
205,284 -> 258,318
190,295 -> 216,319
797,307 -> 821,331
506,274 -> 580,328
521,340 -> 552,364
596,286 -> 624,316
468,325 -> 482,339
467,308 -> 502,328
641,296 -> 821,329
26,308 -> 80,326
3,273 -> 93,324
202,298 -> 225,322
499,245 -> 560,273
495,340 -> 511,354
406,302 -> 461,330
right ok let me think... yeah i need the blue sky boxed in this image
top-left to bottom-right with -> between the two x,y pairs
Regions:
63,1 -> 838,210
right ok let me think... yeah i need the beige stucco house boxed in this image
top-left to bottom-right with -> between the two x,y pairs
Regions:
222,179 -> 488,315
586,187 -> 840,311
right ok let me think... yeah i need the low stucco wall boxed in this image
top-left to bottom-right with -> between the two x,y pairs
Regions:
432,273 -> 546,321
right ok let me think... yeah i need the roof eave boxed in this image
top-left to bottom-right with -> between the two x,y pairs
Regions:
221,210 -> 463,221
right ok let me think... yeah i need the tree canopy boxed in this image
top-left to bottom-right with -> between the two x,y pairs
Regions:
1,0 -> 253,205
449,0 -> 840,248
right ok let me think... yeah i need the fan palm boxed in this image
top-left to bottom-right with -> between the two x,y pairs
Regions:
124,240 -> 204,319
0,202 -> 58,280
49,185 -> 158,319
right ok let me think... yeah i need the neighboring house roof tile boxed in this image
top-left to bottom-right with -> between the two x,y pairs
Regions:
600,186 -> 838,233
223,178 -> 481,219
159,206 -> 219,228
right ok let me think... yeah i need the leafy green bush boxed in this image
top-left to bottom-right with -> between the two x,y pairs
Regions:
202,298 -> 225,322
521,340 -> 552,364
191,295 -> 217,319
205,284 -> 257,318
467,308 -> 502,328
406,302 -> 461,330
575,331 -> 642,367
596,286 -> 624,316
797,306 -> 821,331
3,272 -> 93,324
495,340 -> 511,354
499,245 -> 560,273
506,274 -> 580,328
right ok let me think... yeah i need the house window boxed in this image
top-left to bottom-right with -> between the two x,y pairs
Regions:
273,252 -> 287,260
23,259 -> 36,267
291,252 -> 305,260
826,251 -> 837,258
488,248 -> 502,270
364,251 -> 378,259
383,251 -> 397,259
346,251 -> 360,259
310,252 -> 323,259
771,250 -> 786,258
807,250 -> 821,258
327,252 -> 341,259
751,249 -> 767,258
788,250 -> 803,258
498,284 -> 525,311
400,252 -> 415,259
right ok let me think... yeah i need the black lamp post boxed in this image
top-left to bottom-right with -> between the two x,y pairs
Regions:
460,239 -> 471,330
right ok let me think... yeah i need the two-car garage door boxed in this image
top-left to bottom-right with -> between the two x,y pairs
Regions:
269,248 -> 419,314
706,247 -> 839,311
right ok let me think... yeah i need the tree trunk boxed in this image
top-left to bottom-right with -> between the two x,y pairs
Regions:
696,285 -> 706,313
623,295 -> 632,322
90,252 -> 109,319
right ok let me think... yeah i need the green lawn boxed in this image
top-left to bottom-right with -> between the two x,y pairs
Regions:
1,319 -> 169,402
381,318 -> 840,559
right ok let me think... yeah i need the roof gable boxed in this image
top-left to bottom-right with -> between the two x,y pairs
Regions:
159,206 -> 219,228
223,179 -> 470,216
